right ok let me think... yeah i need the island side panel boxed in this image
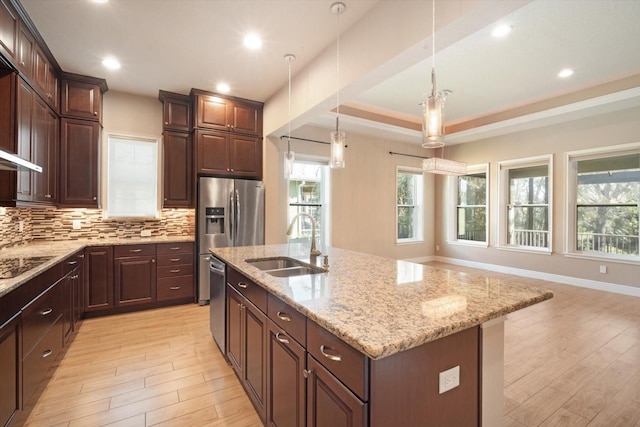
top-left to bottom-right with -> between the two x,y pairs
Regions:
369,326 -> 480,427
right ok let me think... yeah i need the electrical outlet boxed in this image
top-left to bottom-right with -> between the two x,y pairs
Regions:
599,265 -> 607,274
439,365 -> 460,394
140,229 -> 152,237
72,220 -> 81,230
436,245 -> 440,251
18,220 -> 24,232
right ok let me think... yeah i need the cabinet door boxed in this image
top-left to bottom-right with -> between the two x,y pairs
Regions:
0,0 -> 18,61
243,299 -> 267,422
163,131 -> 193,207
229,134 -> 262,179
45,65 -> 58,110
306,355 -> 367,427
196,129 -> 229,175
196,95 -> 231,131
74,253 -> 85,323
114,256 -> 157,307
32,95 -> 57,203
59,118 -> 99,207
33,46 -> 48,95
162,96 -> 191,132
16,78 -> 33,201
63,270 -> 74,343
61,80 -> 101,121
230,100 -> 262,137
227,285 -> 244,375
16,22 -> 33,78
0,317 -> 19,427
85,246 -> 114,312
267,320 -> 306,427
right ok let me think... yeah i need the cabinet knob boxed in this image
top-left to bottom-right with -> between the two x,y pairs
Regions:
19,61 -> 25,66
93,196 -> 97,201
303,369 -> 313,378
230,169 -> 234,172
93,111 -> 98,116
164,121 -> 169,125
151,259 -> 156,263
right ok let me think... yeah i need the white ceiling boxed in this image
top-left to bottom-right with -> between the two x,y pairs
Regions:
20,0 -> 640,144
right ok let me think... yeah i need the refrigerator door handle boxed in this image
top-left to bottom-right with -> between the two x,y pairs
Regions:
228,190 -> 234,243
235,189 -> 240,241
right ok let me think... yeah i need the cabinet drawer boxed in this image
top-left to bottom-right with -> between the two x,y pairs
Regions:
157,242 -> 193,255
227,267 -> 267,313
114,244 -> 156,258
22,281 -> 63,357
267,293 -> 306,346
157,253 -> 194,267
157,264 -> 193,278
22,318 -> 63,405
157,276 -> 194,301
307,320 -> 369,401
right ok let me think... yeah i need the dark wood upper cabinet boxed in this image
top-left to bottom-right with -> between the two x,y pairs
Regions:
59,117 -> 100,207
16,77 -> 33,201
196,129 -> 262,179
163,131 -> 193,207
193,90 -> 263,137
31,94 -> 58,203
0,0 -> 18,62
15,21 -> 34,79
61,79 -> 102,122
33,46 -> 58,110
159,90 -> 191,132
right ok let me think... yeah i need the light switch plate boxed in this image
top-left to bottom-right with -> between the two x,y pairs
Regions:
140,229 -> 152,237
72,220 -> 81,230
439,365 -> 460,394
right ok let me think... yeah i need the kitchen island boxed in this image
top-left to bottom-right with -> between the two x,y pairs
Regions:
211,244 -> 553,427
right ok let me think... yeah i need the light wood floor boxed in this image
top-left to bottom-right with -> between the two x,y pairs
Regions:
20,264 -> 640,427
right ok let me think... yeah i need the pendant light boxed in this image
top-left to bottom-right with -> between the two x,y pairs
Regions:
330,2 -> 346,169
283,54 -> 296,179
421,0 -> 467,175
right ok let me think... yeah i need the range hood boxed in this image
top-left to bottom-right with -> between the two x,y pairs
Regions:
0,147 -> 42,172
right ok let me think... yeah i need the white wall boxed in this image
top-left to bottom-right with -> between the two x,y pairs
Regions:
438,106 -> 640,289
103,91 -> 162,137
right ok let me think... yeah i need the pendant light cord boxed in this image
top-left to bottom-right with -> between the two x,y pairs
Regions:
336,4 -> 341,132
287,57 -> 292,153
431,0 -> 436,97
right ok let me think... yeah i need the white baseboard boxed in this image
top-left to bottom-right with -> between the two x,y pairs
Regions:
418,256 -> 640,298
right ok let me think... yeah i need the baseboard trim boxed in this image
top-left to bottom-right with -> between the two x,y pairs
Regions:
418,256 -> 640,298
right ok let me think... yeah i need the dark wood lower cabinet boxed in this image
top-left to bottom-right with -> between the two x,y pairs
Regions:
266,320 -> 306,427
84,246 -> 114,312
0,316 -> 20,427
114,255 -> 156,307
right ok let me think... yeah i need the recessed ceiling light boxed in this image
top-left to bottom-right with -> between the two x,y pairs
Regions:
91,0 -> 109,3
243,33 -> 262,50
102,57 -> 121,70
558,68 -> 574,78
216,83 -> 230,93
491,24 -> 512,38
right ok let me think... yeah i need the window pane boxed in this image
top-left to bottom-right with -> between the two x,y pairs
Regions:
397,173 -> 415,205
458,174 -> 486,206
457,207 -> 486,241
509,174 -> 548,205
577,206 -> 639,255
398,206 -> 414,239
288,160 -> 328,249
508,206 -> 549,247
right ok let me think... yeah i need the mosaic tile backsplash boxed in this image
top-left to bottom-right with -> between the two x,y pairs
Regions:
0,207 -> 195,250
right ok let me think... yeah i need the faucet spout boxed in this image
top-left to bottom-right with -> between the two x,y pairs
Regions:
286,213 -> 321,257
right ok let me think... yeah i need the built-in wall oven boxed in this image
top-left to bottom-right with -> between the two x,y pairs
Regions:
209,256 -> 226,355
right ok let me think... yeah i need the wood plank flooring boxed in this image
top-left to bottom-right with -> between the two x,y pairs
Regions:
20,263 -> 640,426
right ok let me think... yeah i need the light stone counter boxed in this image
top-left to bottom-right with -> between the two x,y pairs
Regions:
211,244 -> 553,360
0,237 -> 194,298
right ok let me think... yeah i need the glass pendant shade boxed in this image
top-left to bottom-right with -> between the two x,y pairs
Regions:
330,130 -> 346,169
422,157 -> 468,175
284,150 -> 295,179
422,92 -> 445,148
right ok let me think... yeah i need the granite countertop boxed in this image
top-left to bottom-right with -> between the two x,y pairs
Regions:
211,244 -> 554,360
0,236 -> 194,298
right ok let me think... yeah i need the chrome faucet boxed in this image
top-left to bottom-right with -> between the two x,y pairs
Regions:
286,213 -> 321,258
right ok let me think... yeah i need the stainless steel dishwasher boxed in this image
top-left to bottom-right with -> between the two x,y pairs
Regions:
209,256 -> 226,355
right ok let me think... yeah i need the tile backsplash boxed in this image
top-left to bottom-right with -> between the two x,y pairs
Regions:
0,206 -> 194,250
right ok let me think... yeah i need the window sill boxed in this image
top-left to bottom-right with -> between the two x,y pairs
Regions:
396,239 -> 425,246
563,252 -> 640,266
446,240 -> 489,249
496,245 -> 552,255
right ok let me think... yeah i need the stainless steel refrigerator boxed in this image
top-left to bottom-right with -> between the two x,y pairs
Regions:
197,177 -> 264,352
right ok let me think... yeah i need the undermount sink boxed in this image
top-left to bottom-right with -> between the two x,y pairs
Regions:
245,257 -> 325,278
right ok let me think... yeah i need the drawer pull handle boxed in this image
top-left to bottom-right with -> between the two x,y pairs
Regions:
42,349 -> 53,358
40,308 -> 53,316
67,260 -> 77,265
237,282 -> 248,289
130,249 -> 142,253
275,332 -> 290,344
170,286 -> 181,290
170,247 -> 181,251
320,345 -> 342,362
170,269 -> 181,273
170,258 -> 181,262
277,312 -> 291,322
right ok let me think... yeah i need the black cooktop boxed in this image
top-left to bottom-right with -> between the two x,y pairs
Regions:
0,256 -> 54,279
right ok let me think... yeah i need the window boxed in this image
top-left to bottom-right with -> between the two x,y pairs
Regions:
396,168 -> 423,243
287,159 -> 330,249
568,147 -> 639,259
105,133 -> 160,218
498,155 -> 552,251
451,164 -> 488,244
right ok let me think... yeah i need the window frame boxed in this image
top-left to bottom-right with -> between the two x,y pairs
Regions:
498,154 -> 553,254
565,142 -> 640,264
395,166 -> 424,244
448,163 -> 489,247
286,155 -> 331,250
102,131 -> 161,219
